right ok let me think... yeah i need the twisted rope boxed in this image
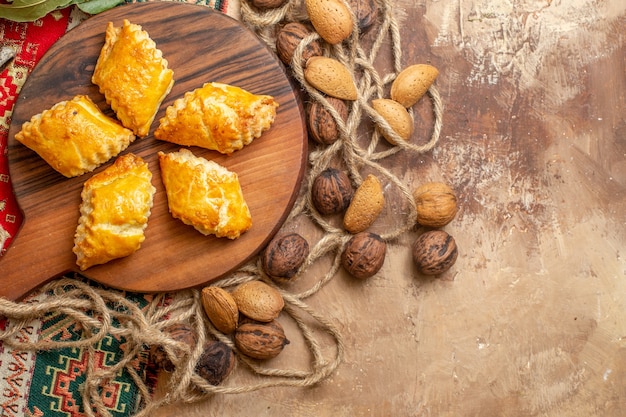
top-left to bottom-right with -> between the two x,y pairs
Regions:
1,0 -> 443,415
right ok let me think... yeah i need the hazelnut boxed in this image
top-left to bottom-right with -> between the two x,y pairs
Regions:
276,22 -> 323,67
231,281 -> 284,322
413,182 -> 458,227
311,168 -> 354,215
195,340 -> 236,386
348,0 -> 379,32
251,0 -> 288,10
234,320 -> 290,360
150,323 -> 197,372
262,233 -> 310,283
201,286 -> 239,334
412,230 -> 458,275
307,97 -> 348,145
341,232 -> 386,279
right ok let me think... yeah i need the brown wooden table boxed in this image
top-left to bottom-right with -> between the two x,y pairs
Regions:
154,0 -> 626,415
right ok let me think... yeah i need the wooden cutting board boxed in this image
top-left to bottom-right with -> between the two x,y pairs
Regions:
1,2 -> 307,300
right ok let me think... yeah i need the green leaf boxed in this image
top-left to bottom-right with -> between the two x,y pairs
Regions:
0,0 -> 76,22
76,0 -> 123,15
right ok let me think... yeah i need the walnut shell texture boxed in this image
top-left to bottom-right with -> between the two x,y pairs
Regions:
348,0 -> 379,32
413,182 -> 458,228
276,22 -> 322,66
150,323 -> 197,372
307,97 -> 348,145
412,230 -> 458,275
341,232 -> 387,279
312,167 -> 354,215
234,320 -> 290,360
195,340 -> 236,386
262,233 -> 310,282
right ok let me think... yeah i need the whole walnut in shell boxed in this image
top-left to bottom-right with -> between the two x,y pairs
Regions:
307,97 -> 348,145
262,233 -> 310,283
341,232 -> 386,279
149,323 -> 197,372
195,340 -> 236,386
311,168 -> 353,215
413,182 -> 458,227
412,230 -> 458,275
234,320 -> 290,360
276,22 -> 322,66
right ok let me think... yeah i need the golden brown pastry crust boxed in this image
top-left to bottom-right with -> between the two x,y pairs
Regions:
14,95 -> 136,178
154,82 -> 278,154
92,19 -> 174,137
158,149 -> 252,239
73,153 -> 156,270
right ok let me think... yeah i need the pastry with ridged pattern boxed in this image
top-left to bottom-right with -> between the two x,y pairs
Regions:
73,153 -> 156,270
14,95 -> 135,178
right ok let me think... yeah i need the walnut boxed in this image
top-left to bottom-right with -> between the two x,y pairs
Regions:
195,340 -> 236,386
234,320 -> 290,360
341,232 -> 386,279
412,230 -> 458,275
311,168 -> 354,215
413,182 -> 458,228
250,0 -> 288,10
348,0 -> 379,32
275,22 -> 323,67
262,233 -> 309,283
307,97 -> 348,145
150,323 -> 197,372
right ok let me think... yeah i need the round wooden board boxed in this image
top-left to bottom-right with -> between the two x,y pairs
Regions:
1,2 -> 307,300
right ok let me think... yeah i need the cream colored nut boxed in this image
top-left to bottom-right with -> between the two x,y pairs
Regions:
343,174 -> 385,233
413,182 -> 458,228
390,64 -> 439,108
231,281 -> 284,322
305,0 -> 353,45
371,98 -> 414,145
304,56 -> 358,101
201,286 -> 239,334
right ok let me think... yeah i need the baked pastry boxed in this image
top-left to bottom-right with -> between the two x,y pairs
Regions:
14,95 -> 135,178
73,153 -> 156,270
154,82 -> 278,154
92,19 -> 174,137
158,148 -> 252,239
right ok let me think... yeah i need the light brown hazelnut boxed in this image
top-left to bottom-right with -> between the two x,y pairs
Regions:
341,232 -> 386,279
276,22 -> 323,67
412,230 -> 458,275
231,281 -> 284,322
234,320 -> 290,360
307,97 -> 348,145
262,233 -> 309,283
413,182 -> 458,227
311,168 -> 353,215
195,340 -> 236,386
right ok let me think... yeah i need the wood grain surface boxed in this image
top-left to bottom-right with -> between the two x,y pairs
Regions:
152,0 -> 626,416
1,3 -> 307,300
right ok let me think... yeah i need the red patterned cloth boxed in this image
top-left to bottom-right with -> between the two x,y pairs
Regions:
0,8 -> 73,254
